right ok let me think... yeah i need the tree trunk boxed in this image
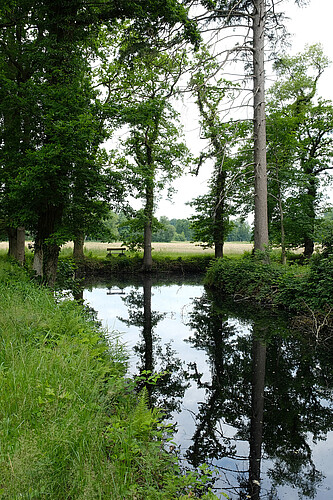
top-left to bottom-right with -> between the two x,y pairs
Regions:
304,236 -> 314,260
33,205 -> 62,286
278,193 -> 287,265
33,234 -> 60,286
33,236 -> 44,278
303,176 -> 316,259
213,168 -> 226,258
73,232 -> 85,260
8,227 -> 26,265
142,183 -> 154,273
16,227 -> 26,265
8,227 -> 18,260
249,338 -> 266,500
253,0 -> 269,254
43,241 -> 60,287
214,243 -> 223,258
143,221 -> 153,272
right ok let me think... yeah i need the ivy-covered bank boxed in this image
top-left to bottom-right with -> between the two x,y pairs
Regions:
205,252 -> 333,333
0,258 -> 218,500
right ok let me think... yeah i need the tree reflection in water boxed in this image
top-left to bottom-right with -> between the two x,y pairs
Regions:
90,278 -> 333,499
185,291 -> 333,499
118,275 -> 190,417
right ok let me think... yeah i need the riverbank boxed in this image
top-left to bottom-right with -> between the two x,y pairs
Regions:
76,253 -> 214,277
205,254 -> 333,342
0,257 -> 218,499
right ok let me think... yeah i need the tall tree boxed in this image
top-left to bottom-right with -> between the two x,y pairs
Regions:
0,1 -> 37,264
108,41 -> 191,271
189,49 -> 249,256
266,45 -> 333,258
0,1 -> 201,283
194,0 -> 308,254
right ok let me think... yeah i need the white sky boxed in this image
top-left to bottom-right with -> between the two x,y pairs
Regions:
156,0 -> 333,219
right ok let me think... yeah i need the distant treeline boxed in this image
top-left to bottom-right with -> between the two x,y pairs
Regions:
86,212 -> 252,243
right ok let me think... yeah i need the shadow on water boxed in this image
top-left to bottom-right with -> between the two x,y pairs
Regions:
185,291 -> 333,499
83,277 -> 333,499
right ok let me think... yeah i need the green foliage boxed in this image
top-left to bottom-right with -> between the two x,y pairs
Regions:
100,34 -> 192,266
226,219 -> 252,242
87,213 -> 194,244
205,252 -> 332,314
170,218 -> 193,240
152,218 -> 176,242
189,46 -> 251,253
118,210 -> 163,250
266,45 -> 333,255
0,0 -> 201,279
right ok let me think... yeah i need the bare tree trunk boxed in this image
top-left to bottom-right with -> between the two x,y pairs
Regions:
16,227 -> 26,265
8,227 -> 25,265
33,206 -> 62,286
8,227 -> 18,260
143,183 -> 154,273
43,241 -> 60,287
73,232 -> 85,260
33,239 -> 59,287
304,237 -> 314,260
276,191 -> 287,264
143,221 -> 153,272
253,0 -> 269,254
214,243 -> 223,258
213,168 -> 226,258
33,236 -> 44,278
303,176 -> 316,259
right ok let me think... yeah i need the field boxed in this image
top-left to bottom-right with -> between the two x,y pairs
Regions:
0,240 -> 253,257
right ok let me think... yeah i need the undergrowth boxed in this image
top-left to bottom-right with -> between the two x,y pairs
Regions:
205,252 -> 333,313
73,253 -> 213,277
0,257 -> 220,499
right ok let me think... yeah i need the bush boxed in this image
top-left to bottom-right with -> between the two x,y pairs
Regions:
204,253 -> 332,313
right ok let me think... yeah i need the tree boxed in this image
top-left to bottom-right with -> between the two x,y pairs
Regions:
152,217 -> 176,243
0,1 -> 38,264
108,40 -> 191,271
0,1 -> 110,282
266,45 -> 333,258
0,0 -> 201,282
193,0 -> 309,256
189,48 -> 248,256
170,218 -> 193,240
226,219 -> 252,241
195,0 -> 269,253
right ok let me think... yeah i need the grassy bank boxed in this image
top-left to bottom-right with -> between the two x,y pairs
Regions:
205,253 -> 333,317
0,257 -> 218,499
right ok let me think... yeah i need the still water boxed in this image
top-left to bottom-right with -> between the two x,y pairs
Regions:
83,276 -> 333,499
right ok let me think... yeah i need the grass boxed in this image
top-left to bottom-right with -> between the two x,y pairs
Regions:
0,256 -> 220,499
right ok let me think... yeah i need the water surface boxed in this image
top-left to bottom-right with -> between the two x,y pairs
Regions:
84,276 -> 333,499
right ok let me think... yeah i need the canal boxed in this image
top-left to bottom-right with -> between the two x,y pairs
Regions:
83,276 -> 333,499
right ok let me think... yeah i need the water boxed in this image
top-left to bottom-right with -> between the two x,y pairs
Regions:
83,276 -> 333,499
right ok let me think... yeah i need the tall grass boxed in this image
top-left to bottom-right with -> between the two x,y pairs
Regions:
0,257 -> 219,499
